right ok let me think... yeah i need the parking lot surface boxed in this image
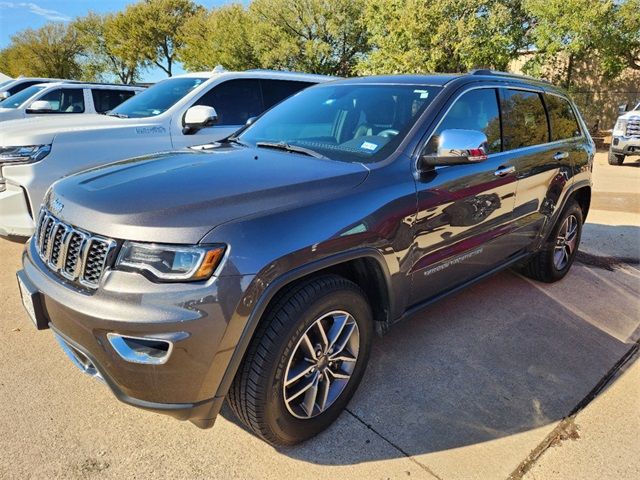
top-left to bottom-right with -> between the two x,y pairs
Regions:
0,152 -> 638,479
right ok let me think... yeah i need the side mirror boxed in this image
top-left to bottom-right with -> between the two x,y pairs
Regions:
26,100 -> 54,113
183,105 -> 218,134
420,129 -> 489,169
0,91 -> 10,100
618,103 -> 629,115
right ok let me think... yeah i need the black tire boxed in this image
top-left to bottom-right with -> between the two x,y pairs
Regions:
518,200 -> 583,283
227,274 -> 373,446
608,150 -> 625,165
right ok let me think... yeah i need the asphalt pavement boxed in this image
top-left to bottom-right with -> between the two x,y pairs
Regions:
0,152 -> 638,479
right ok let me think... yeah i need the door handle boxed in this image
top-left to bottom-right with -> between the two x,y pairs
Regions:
494,165 -> 515,177
553,151 -> 569,161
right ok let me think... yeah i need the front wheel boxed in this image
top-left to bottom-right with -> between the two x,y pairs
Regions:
227,275 -> 373,446
518,200 -> 583,283
608,150 -> 625,165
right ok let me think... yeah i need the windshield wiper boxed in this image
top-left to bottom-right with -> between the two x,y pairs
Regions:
224,136 -> 250,147
255,141 -> 327,159
106,112 -> 129,118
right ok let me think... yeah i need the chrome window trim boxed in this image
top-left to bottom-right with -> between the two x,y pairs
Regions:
412,84 -> 586,173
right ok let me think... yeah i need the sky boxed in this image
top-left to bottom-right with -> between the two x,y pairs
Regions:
0,0 -> 237,82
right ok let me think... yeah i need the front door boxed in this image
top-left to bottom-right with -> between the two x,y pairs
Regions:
409,87 -> 520,305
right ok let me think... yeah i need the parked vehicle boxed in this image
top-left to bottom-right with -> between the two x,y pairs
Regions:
0,82 -> 144,122
0,70 -> 333,238
17,71 -> 593,446
0,77 -> 68,100
609,102 -> 640,165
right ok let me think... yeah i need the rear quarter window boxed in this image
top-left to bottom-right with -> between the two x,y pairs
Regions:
545,94 -> 581,140
501,89 -> 549,150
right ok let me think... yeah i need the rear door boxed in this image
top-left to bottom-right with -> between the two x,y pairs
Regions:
500,88 -> 575,249
410,87 -> 519,305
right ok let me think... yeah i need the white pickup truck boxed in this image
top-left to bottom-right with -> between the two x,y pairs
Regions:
0,69 -> 333,238
609,102 -> 640,165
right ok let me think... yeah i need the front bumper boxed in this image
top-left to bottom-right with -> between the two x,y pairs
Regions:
0,183 -> 35,238
20,239 -> 254,428
611,136 -> 640,155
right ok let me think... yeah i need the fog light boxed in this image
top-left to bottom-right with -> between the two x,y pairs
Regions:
107,333 -> 173,365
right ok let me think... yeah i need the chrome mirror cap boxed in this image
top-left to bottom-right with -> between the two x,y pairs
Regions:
421,129 -> 489,168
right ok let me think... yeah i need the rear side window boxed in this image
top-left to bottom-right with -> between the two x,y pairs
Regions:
545,94 -> 581,140
38,88 -> 85,113
261,80 -> 314,110
196,79 -> 263,126
92,89 -> 136,113
500,89 -> 548,150
430,88 -> 502,154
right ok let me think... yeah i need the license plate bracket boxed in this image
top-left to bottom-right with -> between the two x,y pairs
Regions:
16,271 -> 49,330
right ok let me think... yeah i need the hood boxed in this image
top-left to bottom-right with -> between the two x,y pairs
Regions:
47,145 -> 369,244
0,114 -> 162,146
619,110 -> 640,121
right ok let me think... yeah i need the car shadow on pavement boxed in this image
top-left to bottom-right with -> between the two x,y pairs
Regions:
220,245 -> 639,465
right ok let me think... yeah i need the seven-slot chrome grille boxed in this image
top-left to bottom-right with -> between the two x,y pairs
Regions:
35,210 -> 116,289
626,116 -> 640,138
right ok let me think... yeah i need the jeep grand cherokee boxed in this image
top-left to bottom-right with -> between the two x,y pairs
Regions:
17,70 -> 593,446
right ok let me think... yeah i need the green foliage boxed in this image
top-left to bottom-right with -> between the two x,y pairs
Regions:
249,0 -> 370,76
122,0 -> 202,76
73,12 -> 146,83
358,0 -> 530,74
0,23 -> 85,79
178,4 -> 259,71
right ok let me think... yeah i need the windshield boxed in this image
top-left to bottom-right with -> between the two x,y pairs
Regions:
0,85 -> 46,109
238,84 -> 442,162
110,77 -> 207,118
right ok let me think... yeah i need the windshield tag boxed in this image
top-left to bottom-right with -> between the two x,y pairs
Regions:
360,141 -> 378,151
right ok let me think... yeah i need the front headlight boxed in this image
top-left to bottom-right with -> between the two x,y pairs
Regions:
116,242 -> 226,281
612,119 -> 627,137
0,144 -> 51,164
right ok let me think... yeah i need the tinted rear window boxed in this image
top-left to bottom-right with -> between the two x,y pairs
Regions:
545,94 -> 581,140
501,89 -> 549,150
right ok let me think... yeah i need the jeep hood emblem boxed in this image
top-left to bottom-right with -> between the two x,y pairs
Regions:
50,198 -> 64,216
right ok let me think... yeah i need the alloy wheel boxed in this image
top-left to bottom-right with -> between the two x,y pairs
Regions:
283,310 -> 360,419
553,214 -> 578,270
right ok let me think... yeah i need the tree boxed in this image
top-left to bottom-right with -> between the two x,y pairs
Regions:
122,0 -> 202,77
522,0 -> 612,88
178,4 -> 260,71
597,0 -> 640,76
0,23 -> 85,79
73,13 -> 147,83
248,0 -> 370,76
357,0 -> 530,75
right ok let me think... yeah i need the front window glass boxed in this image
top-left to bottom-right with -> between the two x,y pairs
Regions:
501,89 -> 549,150
238,84 -> 442,162
92,89 -> 136,113
38,88 -> 85,113
195,79 -> 262,126
0,85 -> 46,109
110,77 -> 207,118
427,88 -> 501,154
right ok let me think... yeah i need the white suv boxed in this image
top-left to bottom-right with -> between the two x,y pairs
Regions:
0,77 -> 66,100
0,82 -> 144,122
0,70 -> 333,238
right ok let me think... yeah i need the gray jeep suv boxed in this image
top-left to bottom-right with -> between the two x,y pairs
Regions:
17,71 -> 593,446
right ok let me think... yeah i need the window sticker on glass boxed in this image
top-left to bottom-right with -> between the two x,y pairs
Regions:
360,141 -> 378,151
414,90 -> 430,99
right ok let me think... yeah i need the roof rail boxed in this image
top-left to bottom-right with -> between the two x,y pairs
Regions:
469,69 -> 552,85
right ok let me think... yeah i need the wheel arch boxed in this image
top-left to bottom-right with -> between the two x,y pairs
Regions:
213,249 -> 394,402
